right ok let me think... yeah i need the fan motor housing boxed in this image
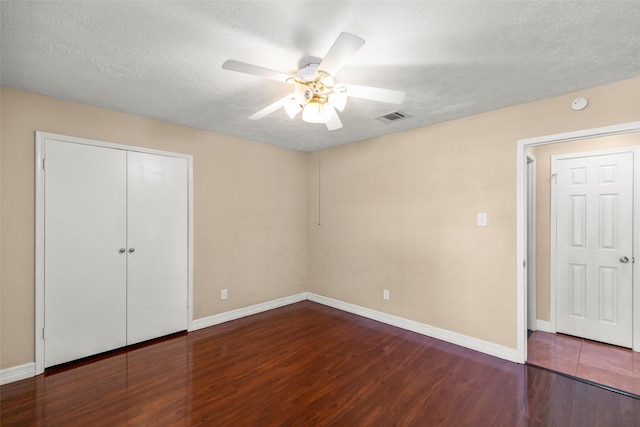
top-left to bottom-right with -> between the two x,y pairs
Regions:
294,64 -> 333,105
297,63 -> 320,82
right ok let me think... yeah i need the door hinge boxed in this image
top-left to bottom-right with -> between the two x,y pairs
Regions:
42,158 -> 46,170
551,173 -> 558,184
523,260 -> 526,268
42,328 -> 45,339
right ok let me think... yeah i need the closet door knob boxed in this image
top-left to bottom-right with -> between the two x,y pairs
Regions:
119,248 -> 126,253
128,248 -> 135,253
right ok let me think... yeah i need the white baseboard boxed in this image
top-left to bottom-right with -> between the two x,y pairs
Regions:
307,293 -> 519,363
535,320 -> 553,333
2,291 -> 521,385
1,362 -> 36,386
189,292 -> 308,331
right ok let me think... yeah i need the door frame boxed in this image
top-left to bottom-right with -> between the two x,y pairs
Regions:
516,121 -> 640,363
526,152 -> 537,332
35,131 -> 194,375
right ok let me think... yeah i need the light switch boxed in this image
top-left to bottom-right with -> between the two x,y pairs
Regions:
477,212 -> 488,227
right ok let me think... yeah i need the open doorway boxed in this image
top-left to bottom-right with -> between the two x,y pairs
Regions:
517,122 -> 640,394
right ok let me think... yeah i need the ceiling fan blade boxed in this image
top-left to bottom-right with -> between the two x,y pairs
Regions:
343,83 -> 406,104
248,96 -> 290,120
325,105 -> 343,131
318,32 -> 365,76
222,60 -> 293,83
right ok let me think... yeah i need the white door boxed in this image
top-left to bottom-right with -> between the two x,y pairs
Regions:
555,152 -> 633,347
126,152 -> 188,345
44,141 -> 127,367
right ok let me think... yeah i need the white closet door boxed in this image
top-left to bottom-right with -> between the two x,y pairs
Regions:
126,151 -> 188,345
44,141 -> 127,367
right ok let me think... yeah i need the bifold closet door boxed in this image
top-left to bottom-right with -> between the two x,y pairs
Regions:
44,141 -> 127,368
126,151 -> 188,345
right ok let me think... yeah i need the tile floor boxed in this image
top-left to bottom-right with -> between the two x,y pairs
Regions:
527,330 -> 640,396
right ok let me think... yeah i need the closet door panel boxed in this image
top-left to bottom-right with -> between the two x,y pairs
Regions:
126,151 -> 188,345
44,141 -> 127,367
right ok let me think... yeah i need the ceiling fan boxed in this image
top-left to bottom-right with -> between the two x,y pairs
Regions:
222,32 -> 406,131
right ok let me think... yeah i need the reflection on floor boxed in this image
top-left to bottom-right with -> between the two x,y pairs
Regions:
528,330 -> 640,397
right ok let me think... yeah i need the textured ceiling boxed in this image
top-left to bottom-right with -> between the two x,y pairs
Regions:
1,1 -> 639,151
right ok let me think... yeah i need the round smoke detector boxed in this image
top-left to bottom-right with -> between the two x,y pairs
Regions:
571,97 -> 588,111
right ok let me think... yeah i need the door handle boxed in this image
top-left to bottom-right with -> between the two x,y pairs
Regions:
128,248 -> 135,253
119,248 -> 126,253
620,256 -> 629,263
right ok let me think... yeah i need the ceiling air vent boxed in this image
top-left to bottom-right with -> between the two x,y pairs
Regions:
376,111 -> 410,124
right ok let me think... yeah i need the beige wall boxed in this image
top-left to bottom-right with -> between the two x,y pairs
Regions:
529,133 -> 640,322
0,86 -> 308,369
2,77 -> 639,370
307,77 -> 640,349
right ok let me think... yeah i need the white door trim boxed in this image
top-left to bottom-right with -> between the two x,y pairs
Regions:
35,131 -> 194,375
516,121 -> 640,363
526,152 -> 537,332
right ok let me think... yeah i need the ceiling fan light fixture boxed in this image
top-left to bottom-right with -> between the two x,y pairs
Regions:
222,32 -> 405,131
319,73 -> 334,87
294,84 -> 312,105
302,101 -> 334,124
284,96 -> 302,119
302,102 -> 323,123
328,90 -> 347,112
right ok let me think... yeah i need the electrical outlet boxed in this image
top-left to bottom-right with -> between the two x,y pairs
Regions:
221,289 -> 228,300
383,289 -> 390,300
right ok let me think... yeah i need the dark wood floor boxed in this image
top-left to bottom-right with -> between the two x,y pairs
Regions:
2,301 -> 639,426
